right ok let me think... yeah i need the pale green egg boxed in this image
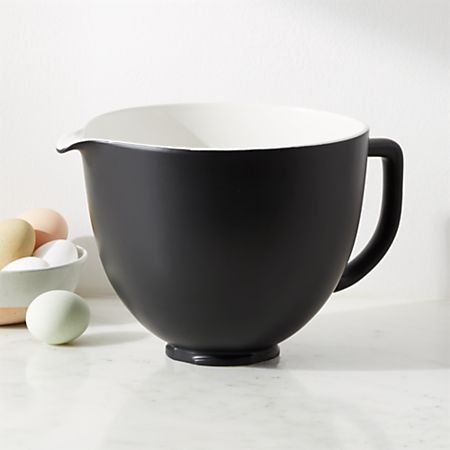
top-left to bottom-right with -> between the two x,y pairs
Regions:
26,290 -> 90,345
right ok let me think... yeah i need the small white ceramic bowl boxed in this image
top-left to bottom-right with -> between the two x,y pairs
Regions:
0,245 -> 87,325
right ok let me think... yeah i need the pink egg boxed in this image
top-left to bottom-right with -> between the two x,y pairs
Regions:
19,208 -> 68,249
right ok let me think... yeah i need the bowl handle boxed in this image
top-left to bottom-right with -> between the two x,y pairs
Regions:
334,138 -> 403,292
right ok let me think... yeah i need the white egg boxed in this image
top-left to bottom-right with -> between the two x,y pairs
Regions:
2,256 -> 50,272
33,239 -> 78,267
26,290 -> 90,345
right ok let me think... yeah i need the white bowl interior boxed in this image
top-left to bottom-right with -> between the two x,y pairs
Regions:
84,103 -> 368,150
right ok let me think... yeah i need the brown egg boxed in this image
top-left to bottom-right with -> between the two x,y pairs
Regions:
19,208 -> 68,249
0,218 -> 36,269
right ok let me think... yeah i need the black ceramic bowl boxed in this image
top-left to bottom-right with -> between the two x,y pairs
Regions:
58,103 -> 403,366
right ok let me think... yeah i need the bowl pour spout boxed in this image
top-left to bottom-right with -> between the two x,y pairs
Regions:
56,129 -> 92,153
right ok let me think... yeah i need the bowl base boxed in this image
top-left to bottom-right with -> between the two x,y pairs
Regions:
0,307 -> 27,326
165,344 -> 280,366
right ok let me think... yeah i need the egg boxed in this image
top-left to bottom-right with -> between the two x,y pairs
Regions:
33,239 -> 78,267
20,208 -> 68,249
2,256 -> 50,272
26,290 -> 90,345
0,219 -> 36,269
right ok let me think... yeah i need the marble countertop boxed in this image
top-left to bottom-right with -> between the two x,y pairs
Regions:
0,296 -> 448,450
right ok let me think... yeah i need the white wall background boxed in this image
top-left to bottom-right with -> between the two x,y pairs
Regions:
0,0 -> 448,300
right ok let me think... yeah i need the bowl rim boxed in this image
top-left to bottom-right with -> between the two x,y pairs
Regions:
0,245 -> 88,276
58,102 -> 370,153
